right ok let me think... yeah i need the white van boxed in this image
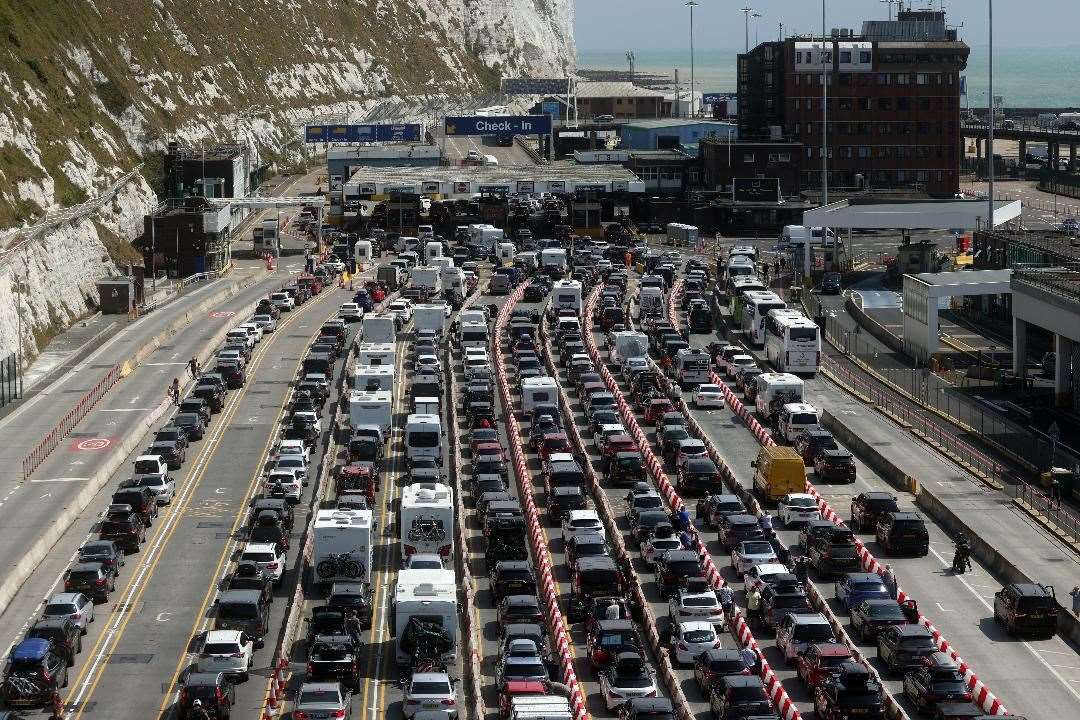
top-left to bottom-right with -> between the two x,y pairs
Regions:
551,280 -> 582,314
521,376 -> 558,414
405,414 -> 442,465
356,342 -> 396,367
777,402 -> 821,443
459,321 -> 489,350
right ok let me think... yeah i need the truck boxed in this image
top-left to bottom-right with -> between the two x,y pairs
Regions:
779,225 -> 838,249
609,331 -> 649,368
313,509 -> 373,589
361,314 -> 396,345
413,304 -> 448,335
347,389 -> 393,437
674,347 -> 711,388
377,264 -> 403,291
393,568 -> 458,666
410,266 -> 442,295
400,482 -> 454,562
753,372 -> 805,422
666,222 -> 698,248
551,280 -> 582,314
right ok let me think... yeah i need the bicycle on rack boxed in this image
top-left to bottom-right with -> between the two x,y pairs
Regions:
315,550 -> 365,580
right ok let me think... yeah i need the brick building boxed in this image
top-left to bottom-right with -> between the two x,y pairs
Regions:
738,10 -> 969,197
699,138 -> 804,197
574,82 -> 666,121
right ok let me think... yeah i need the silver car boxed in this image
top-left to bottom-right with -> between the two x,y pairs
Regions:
136,474 -> 176,505
403,672 -> 457,718
294,682 -> 351,720
42,593 -> 95,634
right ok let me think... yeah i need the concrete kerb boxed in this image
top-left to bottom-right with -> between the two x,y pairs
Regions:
819,410 -> 914,494
0,287 -> 266,622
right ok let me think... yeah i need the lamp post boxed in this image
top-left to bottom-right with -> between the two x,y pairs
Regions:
881,0 -> 897,21
686,1 -> 698,118
821,0 -> 829,207
740,6 -> 755,53
987,0 -> 995,232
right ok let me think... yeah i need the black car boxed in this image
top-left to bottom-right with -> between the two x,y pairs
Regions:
693,648 -> 750,693
1,640 -> 68,707
489,561 -> 537,602
875,512 -> 930,556
216,361 -> 246,389
618,698 -> 675,720
565,533 -> 609,569
147,440 -> 185,470
77,540 -> 124,572
192,382 -> 225,412
63,562 -> 115,603
173,412 -> 207,440
877,624 -> 938,674
327,582 -> 374,630
221,563 -> 274,605
993,582 -> 1058,638
794,428 -> 837,464
850,492 -> 900,533
98,503 -> 146,552
178,672 -> 236,720
814,662 -> 884,720
307,634 -> 361,689
630,509 -> 671,547
154,425 -> 189,450
653,550 -> 704,600
549,486 -> 587,522
849,599 -> 910,642
819,272 -> 842,295
248,498 -> 295,532
24,618 -> 81,666
179,397 -> 212,423
807,527 -> 860,577
707,675 -> 772,720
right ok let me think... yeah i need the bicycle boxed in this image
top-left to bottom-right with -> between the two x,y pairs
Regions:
315,551 -> 365,580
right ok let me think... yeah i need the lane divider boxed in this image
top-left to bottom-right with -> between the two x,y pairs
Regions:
583,285 -> 801,720
493,284 -> 591,720
669,284 -> 1009,717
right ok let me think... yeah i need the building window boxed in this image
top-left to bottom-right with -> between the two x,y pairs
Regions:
616,98 -> 623,105
895,73 -> 909,85
764,46 -> 774,61
840,51 -> 852,63
794,98 -> 801,110
860,97 -> 871,111
858,146 -> 869,158
796,51 -> 803,63
794,74 -> 801,86
777,152 -> 791,163
807,147 -> 813,158
897,97 -> 910,110
823,51 -> 832,63
743,153 -> 755,163
878,73 -> 890,85
839,98 -> 852,111
879,97 -> 893,111
839,146 -> 851,159
917,73 -> 929,85
860,51 -> 872,63
839,73 -> 851,85
766,98 -> 774,110
806,122 -> 812,134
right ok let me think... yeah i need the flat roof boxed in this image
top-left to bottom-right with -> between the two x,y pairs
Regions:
913,269 -> 1013,286
803,198 -> 1021,230
342,163 -> 646,196
576,81 -> 665,99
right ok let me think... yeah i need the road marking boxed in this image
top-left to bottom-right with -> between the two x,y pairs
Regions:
935,602 -> 953,612
144,363 -> 188,366
156,612 -> 172,622
99,408 -> 156,412
30,477 -> 86,483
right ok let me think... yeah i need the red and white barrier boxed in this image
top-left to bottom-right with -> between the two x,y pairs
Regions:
583,286 -> 801,720
494,285 -> 591,720
683,302 -> 1008,716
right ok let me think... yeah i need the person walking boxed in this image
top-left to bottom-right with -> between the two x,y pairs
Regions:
168,377 -> 180,406
344,610 -> 362,645
740,646 -> 760,676
746,586 -> 762,625
1070,585 -> 1080,617
188,356 -> 199,378
882,564 -> 898,599
1049,473 -> 1062,509
717,585 -> 734,616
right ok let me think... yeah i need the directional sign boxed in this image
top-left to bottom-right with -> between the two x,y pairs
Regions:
305,123 -> 422,143
542,101 -> 561,118
702,92 -> 731,105
444,115 -> 551,137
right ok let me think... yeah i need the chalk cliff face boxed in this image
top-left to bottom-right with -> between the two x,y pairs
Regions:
0,0 -> 575,363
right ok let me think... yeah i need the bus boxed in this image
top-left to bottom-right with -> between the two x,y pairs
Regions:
764,310 -> 821,374
743,291 -> 786,346
728,276 -> 767,323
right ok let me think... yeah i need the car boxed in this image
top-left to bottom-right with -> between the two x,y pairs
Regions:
24,617 -> 82,666
850,598 -> 910,642
126,473 -> 177,505
668,577 -> 723,625
654,549 -> 705,600
819,272 -> 843,295
63,562 -> 115,603
875,511 -> 930,557
495,655 -> 549,689
274,455 -> 309,486
498,595 -> 544,626
692,647 -> 750,693
849,492 -> 900,533
1,639 -> 69,707
587,618 -> 641,670
693,384 -> 725,408
238,542 -> 286,587
403,672 -> 456,718
743,563 -> 798,595
338,303 -> 363,321
814,662 -> 884,720
265,469 -> 302,503
835,573 -> 891,611
326,582 -> 374,630
877,624 -> 938,674
388,299 -> 413,323
489,561 -> 537,603
598,651 -> 658,710
903,652 -> 973,712
794,428 -> 838,465
806,527 -> 860,577
294,681 -> 352,720
404,554 -> 444,570
669,621 -> 720,665
776,613 -> 835,663
307,633 -> 362,690
726,354 -> 756,379
595,114 -> 615,123
98,503 -> 147,552
796,643 -> 853,687
777,493 -> 819,527
146,440 -> 185,469
640,530 -> 683,569
252,314 -> 278,333
197,630 -> 254,681
730,540 -> 778,576
173,412 -> 207,441
561,509 -> 605,544
617,698 -> 675,720
814,449 -> 856,483
565,532 -> 609,569
696,494 -> 746,529
707,675 -> 773,720
760,586 -> 813,632
993,582 -> 1059,638
77,540 -> 124,573
718,513 -> 764,550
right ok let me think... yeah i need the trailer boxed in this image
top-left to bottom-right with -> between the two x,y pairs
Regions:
361,314 -> 396,345
413,304 -> 448,335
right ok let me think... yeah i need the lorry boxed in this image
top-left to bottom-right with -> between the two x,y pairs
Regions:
753,372 -> 805,422
674,347 -> 711,388
413,304 -> 448,335
312,509 -> 374,589
400,482 -> 454,562
666,222 -> 698,248
609,331 -> 649,368
392,568 -> 458,666
638,285 -> 665,317
347,389 -> 393,437
362,314 -> 396,345
551,280 -> 582,314
411,266 -> 442,296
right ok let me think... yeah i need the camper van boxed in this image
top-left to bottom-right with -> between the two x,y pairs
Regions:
405,414 -> 443,465
521,376 -> 558,414
393,569 -> 457,666
610,331 -> 649,367
780,226 -> 837,249
354,240 -> 373,269
754,372 -> 805,422
459,321 -> 489,350
353,365 -> 395,392
498,242 -> 516,264
551,280 -> 582,314
666,222 -> 699,247
312,509 -> 373,588
347,389 -> 393,437
362,314 -> 396,345
639,285 -> 665,316
356,342 -> 396,367
411,267 -> 442,295
413,304 -> 448,335
400,482 -> 454,562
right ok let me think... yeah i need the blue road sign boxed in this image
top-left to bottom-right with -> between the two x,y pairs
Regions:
305,123 -> 421,143
542,101 -> 561,117
701,92 -> 731,105
444,115 -> 552,137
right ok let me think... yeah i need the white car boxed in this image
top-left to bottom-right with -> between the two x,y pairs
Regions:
239,542 -> 285,586
420,197 -> 432,213
415,355 -> 442,373
675,439 -> 708,467
668,586 -> 724,625
561,509 -> 605,544
405,553 -> 444,570
403,671 -> 457,718
273,455 -> 309,485
322,258 -> 345,272
623,357 -> 650,377
275,438 -> 310,462
252,314 -> 278,333
293,411 -> 322,435
730,540 -> 778,575
778,493 -> 820,527
743,563 -> 794,594
270,292 -> 294,311
389,300 -> 413,324
727,354 -> 756,379
339,303 -> 363,322
42,593 -> 95,634
599,652 -> 658,710
670,621 -> 721,665
693,384 -> 725,408
217,349 -> 246,369
265,470 -> 302,503
198,629 -> 254,680
134,474 -> 176,505
640,534 -> 683,569
237,322 -> 264,343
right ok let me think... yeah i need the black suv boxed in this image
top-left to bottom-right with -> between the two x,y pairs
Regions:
327,581 -> 374,630
549,486 -> 587,522
850,492 -> 900,533
24,618 -> 81,666
653,550 -> 704,600
77,540 -> 124,572
98,503 -> 146,552
993,583 -> 1058,638
63,562 -> 116,603
808,527 -> 860,577
814,661 -> 884,720
875,511 -> 929,556
1,639 -> 68,707
179,397 -> 212,424
178,672 -> 236,720
489,561 -> 537,603
877,624 -> 938,674
794,428 -> 838,465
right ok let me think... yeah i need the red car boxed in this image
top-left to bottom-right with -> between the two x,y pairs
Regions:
470,429 -> 500,455
539,432 -> 572,461
601,434 -> 638,470
580,381 -> 608,402
498,680 -> 550,719
644,399 -> 676,426
796,643 -> 853,688
474,442 -> 507,464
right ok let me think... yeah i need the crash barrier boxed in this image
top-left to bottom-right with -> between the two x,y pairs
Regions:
582,286 -> 802,720
494,284 -> 592,720
538,315 -> 695,720
699,350 -> 1009,713
663,288 -> 908,720
21,361 -> 122,479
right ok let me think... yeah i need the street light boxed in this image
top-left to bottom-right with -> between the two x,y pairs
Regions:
686,1 -> 698,118
740,6 -> 756,53
880,0 -> 898,21
987,0 -> 995,232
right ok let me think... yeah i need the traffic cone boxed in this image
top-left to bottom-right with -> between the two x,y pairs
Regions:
262,707 -> 274,720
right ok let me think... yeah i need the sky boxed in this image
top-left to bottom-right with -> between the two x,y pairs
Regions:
573,0 -> 1080,51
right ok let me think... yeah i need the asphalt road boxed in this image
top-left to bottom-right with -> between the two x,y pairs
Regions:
675,288 -> 1080,720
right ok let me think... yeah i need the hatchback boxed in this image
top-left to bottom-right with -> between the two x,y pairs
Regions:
403,672 -> 456,718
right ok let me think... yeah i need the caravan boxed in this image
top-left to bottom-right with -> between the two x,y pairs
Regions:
354,365 -> 395,392
521,376 -> 558,414
347,390 -> 393,437
356,342 -> 396,367
754,372 -> 805,422
312,509 -> 373,589
551,280 -> 582,314
362,314 -> 396,345
400,482 -> 454,562
405,414 -> 443,465
392,569 -> 458,666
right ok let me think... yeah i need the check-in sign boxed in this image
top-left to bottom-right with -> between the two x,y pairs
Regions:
444,115 -> 552,137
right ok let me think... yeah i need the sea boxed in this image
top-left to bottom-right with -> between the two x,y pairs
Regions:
578,46 -> 1080,109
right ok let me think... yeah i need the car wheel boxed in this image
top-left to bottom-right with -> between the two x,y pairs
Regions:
77,636 -> 83,653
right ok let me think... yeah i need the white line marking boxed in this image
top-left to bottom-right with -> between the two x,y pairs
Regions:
30,477 -> 87,483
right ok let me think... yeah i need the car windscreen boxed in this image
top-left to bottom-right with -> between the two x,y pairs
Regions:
218,602 -> 259,619
665,560 -> 701,575
899,636 -> 936,651
786,497 -> 816,508
792,624 -> 835,642
506,661 -> 547,677
410,681 -> 451,695
634,496 -> 663,510
44,603 -> 76,616
134,460 -> 160,474
1017,594 -> 1056,610
790,413 -> 819,425
683,596 -> 717,607
601,632 -> 637,648
580,569 -> 619,589
741,542 -> 773,555
67,570 -> 99,583
203,642 -> 241,655
299,690 -> 341,705
771,595 -> 808,609
683,629 -> 715,643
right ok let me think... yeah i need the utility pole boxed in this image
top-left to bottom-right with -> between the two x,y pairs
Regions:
987,0 -> 995,232
686,1 -> 698,118
779,22 -> 783,42
741,6 -> 755,53
150,217 -> 157,293
821,0 -> 829,207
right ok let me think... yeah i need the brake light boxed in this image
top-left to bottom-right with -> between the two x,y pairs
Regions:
307,663 -> 315,674
438,544 -> 451,557
266,563 -> 279,571
332,710 -> 347,718
646,690 -> 658,698
231,652 -> 243,658
294,712 -> 309,720
441,699 -> 456,706
41,669 -> 50,682
405,700 -> 421,706
96,578 -> 107,586
64,581 -> 73,590
215,688 -> 223,701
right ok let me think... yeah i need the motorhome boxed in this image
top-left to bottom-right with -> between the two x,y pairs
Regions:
638,285 -> 665,316
354,240 -> 373,269
498,242 -> 516,264
362,314 -> 396,345
424,241 -> 443,263
411,266 -> 442,295
754,372 -> 805,421
540,248 -> 568,275
675,347 -> 711,387
521,376 -> 558,414
413,304 -> 448,335
347,389 -> 393,437
459,321 -> 490,350
354,365 -> 395,392
551,280 -> 582,314
356,342 -> 396,367
400,482 -> 454,562
393,569 -> 457,666
666,222 -> 699,247
610,331 -> 649,367
405,414 -> 443,465
312,509 -> 373,589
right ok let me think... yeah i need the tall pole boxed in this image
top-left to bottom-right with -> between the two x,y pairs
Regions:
987,0 -> 995,231
686,2 -> 698,118
821,0 -> 829,206
742,7 -> 753,53
779,22 -> 783,42
151,217 -> 157,293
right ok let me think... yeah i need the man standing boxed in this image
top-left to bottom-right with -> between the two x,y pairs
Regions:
882,565 -> 898,599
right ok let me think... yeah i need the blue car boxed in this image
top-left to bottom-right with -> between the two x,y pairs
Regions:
835,572 -> 890,611
352,290 -> 373,311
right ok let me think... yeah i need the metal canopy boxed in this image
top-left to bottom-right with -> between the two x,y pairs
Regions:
803,198 -> 1021,230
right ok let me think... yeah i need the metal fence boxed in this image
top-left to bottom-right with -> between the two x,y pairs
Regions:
1004,479 -> 1080,546
0,352 -> 21,407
